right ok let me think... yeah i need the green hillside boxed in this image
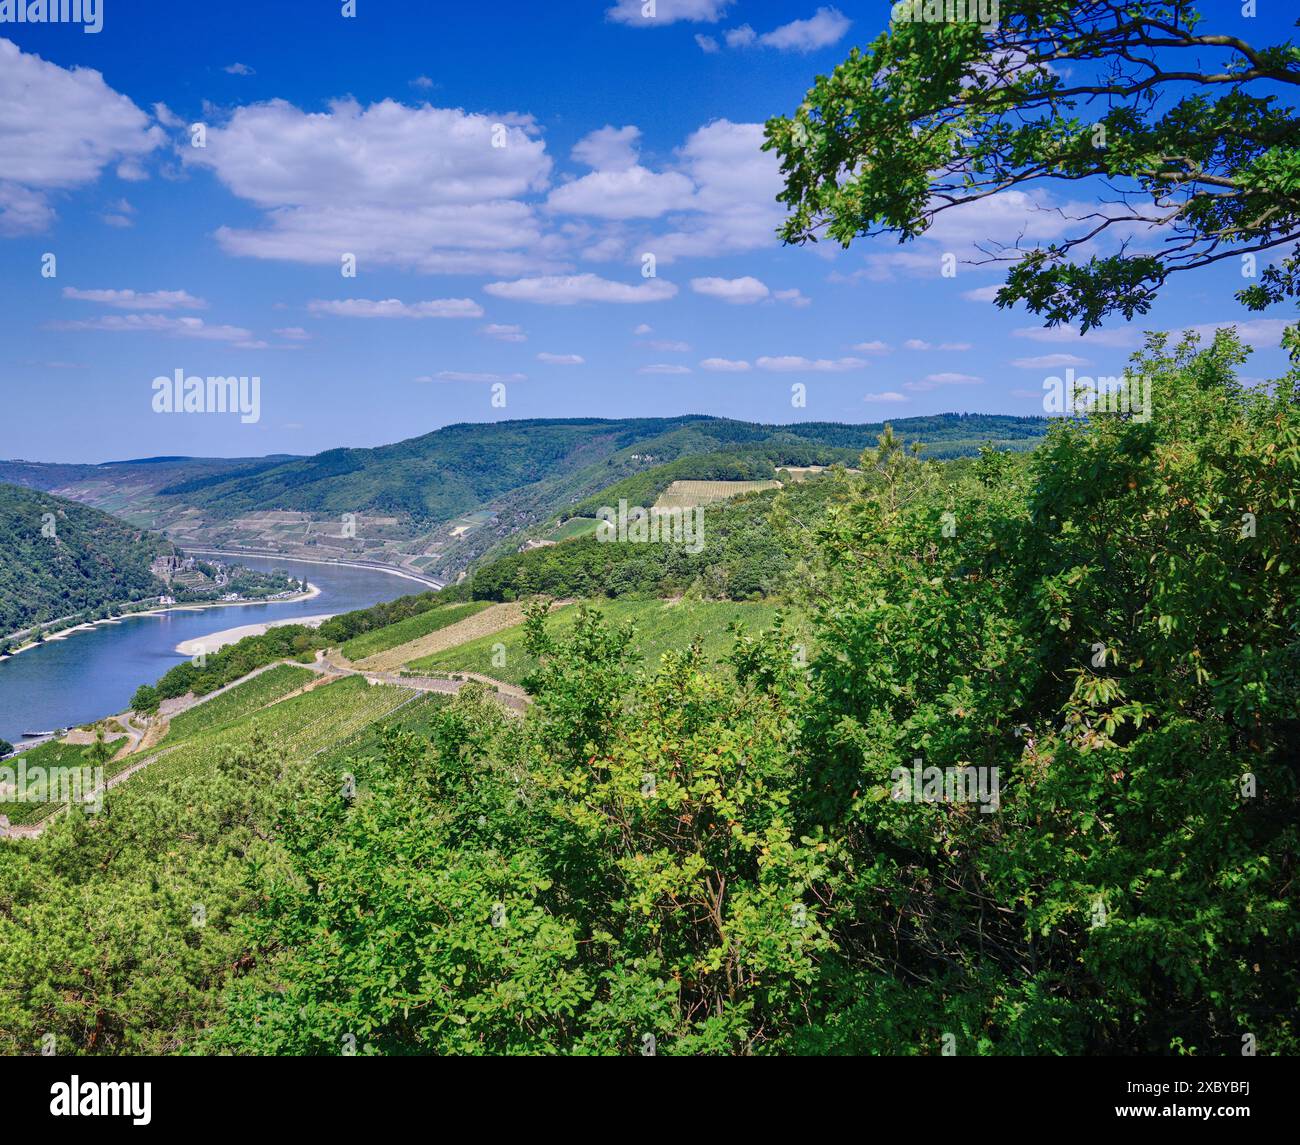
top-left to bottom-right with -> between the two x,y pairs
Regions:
159,665 -> 316,744
315,691 -> 453,771
408,597 -> 788,685
0,455 -> 300,530
155,417 -> 718,522
2,417 -> 1049,586
0,483 -> 170,639
461,414 -> 1047,575
155,414 -> 1049,534
466,465 -> 862,602
130,675 -> 417,793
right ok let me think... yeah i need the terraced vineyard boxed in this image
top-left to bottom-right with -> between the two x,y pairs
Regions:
544,516 -> 599,542
316,690 -> 453,771
409,598 -> 788,686
355,601 -> 533,672
0,737 -> 106,826
340,601 -> 491,661
653,479 -> 780,509
160,664 -> 316,744
124,676 -> 418,794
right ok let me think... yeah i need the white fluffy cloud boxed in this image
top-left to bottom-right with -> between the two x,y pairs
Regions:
481,323 -> 527,342
101,198 -> 136,228
650,120 -> 785,261
47,314 -> 254,343
181,101 -> 782,275
640,363 -> 692,374
757,356 -> 867,372
1014,323 -> 1140,348
0,183 -> 53,234
691,276 -> 769,304
607,0 -> 733,26
552,120 -> 785,264
537,352 -> 585,365
864,391 -> 907,402
185,98 -> 554,275
418,371 -> 527,383
758,7 -> 851,51
774,288 -> 811,308
571,125 -> 641,171
153,102 -> 184,129
0,39 -> 163,236
307,298 -> 483,319
484,274 -> 677,305
63,287 -> 205,310
548,164 -> 696,220
700,357 -> 751,371
548,125 -> 695,220
905,339 -> 972,351
1167,319 -> 1294,349
710,8 -> 850,54
1011,353 -> 1089,368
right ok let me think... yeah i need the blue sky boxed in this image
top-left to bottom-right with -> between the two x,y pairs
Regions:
0,0 -> 1295,463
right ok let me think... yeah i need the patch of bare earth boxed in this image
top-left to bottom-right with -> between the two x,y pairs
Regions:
63,727 -> 128,747
356,601 -> 540,672
136,717 -> 170,753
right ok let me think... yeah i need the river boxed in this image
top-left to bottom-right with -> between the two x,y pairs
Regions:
0,556 -> 421,745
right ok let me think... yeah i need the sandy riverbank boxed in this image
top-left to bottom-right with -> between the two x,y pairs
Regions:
174,613 -> 335,656
0,583 -> 321,663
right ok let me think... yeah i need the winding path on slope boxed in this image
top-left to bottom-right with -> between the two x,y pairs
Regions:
1,655 -> 527,840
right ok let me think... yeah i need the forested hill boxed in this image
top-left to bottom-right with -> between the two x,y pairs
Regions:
0,454 -> 299,497
155,413 -> 1050,524
0,484 -> 169,639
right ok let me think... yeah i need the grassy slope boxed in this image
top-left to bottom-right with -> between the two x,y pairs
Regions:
127,676 -> 417,794
160,664 -> 316,744
354,602 -> 530,672
409,598 -> 791,686
545,517 -> 599,541
1,664 -> 316,826
6,598 -> 800,824
316,690 -> 453,771
340,601 -> 491,661
1,738 -> 104,826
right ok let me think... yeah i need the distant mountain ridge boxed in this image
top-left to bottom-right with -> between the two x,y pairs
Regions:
152,413 -> 1049,522
0,414 -> 1051,582
0,455 -> 301,498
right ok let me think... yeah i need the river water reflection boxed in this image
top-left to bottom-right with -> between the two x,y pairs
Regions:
0,556 -> 419,744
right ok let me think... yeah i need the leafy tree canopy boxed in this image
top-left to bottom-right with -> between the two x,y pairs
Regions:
765,0 -> 1300,331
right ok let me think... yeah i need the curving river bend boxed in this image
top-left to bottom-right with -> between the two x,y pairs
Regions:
0,556 -> 420,745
